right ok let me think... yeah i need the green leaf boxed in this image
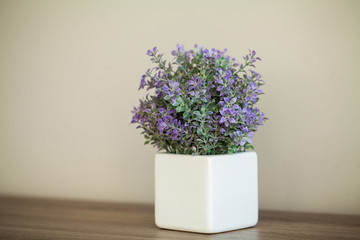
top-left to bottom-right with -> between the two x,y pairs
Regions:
245,144 -> 255,150
183,111 -> 190,119
176,96 -> 184,105
193,121 -> 199,126
176,106 -> 184,112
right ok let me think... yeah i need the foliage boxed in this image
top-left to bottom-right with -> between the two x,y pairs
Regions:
131,44 -> 267,155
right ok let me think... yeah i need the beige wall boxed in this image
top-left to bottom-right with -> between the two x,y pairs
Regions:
0,0 -> 359,215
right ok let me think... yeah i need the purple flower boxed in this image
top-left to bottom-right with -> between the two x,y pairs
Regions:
220,117 -> 226,124
229,118 -> 236,123
131,44 -> 266,154
138,74 -> 146,90
187,76 -> 203,91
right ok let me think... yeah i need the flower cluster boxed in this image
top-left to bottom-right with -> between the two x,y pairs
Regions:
131,44 -> 267,155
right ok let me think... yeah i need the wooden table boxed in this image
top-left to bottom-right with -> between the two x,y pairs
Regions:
0,196 -> 359,239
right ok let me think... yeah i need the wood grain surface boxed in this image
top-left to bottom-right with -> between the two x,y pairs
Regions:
0,196 -> 359,239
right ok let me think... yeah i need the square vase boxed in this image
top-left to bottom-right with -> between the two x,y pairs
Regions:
155,152 -> 258,234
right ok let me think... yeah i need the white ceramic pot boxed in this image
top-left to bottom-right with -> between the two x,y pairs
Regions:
155,152 -> 258,234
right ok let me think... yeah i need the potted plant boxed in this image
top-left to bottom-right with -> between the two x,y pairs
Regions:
131,44 -> 266,234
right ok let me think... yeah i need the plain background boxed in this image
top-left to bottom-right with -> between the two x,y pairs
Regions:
0,0 -> 359,215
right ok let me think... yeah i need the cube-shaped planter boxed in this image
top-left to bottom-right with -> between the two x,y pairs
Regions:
155,152 -> 258,234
